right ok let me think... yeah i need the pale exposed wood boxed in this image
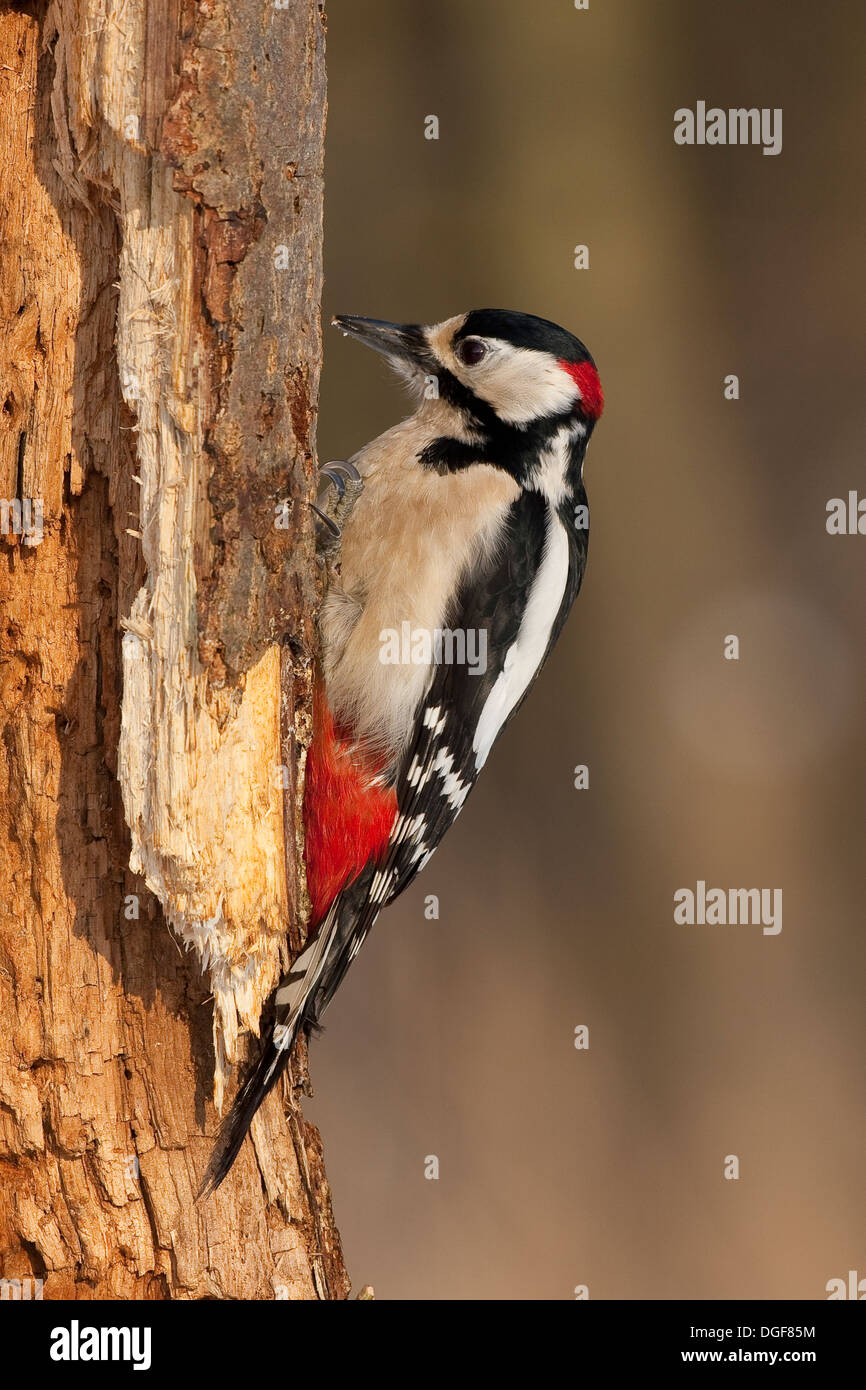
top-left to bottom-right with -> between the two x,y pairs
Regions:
0,1 -> 347,1300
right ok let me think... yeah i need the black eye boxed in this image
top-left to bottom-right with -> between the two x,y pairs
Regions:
456,337 -> 487,366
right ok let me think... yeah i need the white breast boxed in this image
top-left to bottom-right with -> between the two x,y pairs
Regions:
472,507 -> 570,770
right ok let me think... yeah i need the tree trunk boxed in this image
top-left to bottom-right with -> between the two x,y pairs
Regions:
0,0 -> 348,1300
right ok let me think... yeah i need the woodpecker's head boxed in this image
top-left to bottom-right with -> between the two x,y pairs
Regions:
333,309 -> 602,505
333,309 -> 603,433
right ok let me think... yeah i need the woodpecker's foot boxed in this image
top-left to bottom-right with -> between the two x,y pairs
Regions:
319,460 -> 361,501
312,460 -> 364,555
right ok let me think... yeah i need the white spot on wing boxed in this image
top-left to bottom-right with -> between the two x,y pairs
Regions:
432,747 -> 471,810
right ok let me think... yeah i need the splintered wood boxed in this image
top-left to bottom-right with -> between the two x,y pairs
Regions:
46,0 -> 315,1105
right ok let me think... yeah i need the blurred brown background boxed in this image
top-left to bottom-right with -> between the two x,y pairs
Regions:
308,0 -> 866,1298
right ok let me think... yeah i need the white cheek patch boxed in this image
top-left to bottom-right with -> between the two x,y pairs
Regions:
456,342 -> 579,425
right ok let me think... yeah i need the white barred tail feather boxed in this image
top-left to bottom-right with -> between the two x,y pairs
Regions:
198,877 -> 383,1195
198,898 -> 345,1195
197,1033 -> 293,1197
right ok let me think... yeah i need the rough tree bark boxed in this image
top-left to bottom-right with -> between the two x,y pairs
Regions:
0,0 -> 349,1299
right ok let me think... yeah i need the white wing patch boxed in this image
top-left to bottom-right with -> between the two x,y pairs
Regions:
472,509 -> 570,771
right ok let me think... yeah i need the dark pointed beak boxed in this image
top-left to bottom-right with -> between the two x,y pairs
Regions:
332,315 -> 429,367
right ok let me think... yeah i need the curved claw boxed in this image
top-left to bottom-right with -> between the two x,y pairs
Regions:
318,460 -> 362,503
310,502 -> 342,540
319,467 -> 348,501
312,461 -> 362,549
323,460 -> 361,483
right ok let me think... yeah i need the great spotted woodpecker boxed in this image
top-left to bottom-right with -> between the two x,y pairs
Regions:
202,308 -> 603,1191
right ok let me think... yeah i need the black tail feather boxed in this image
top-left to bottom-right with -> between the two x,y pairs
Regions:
197,1038 -> 292,1198
198,887 -> 372,1196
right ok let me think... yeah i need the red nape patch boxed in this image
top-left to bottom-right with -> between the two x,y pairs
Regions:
302,682 -> 397,926
558,359 -> 604,420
